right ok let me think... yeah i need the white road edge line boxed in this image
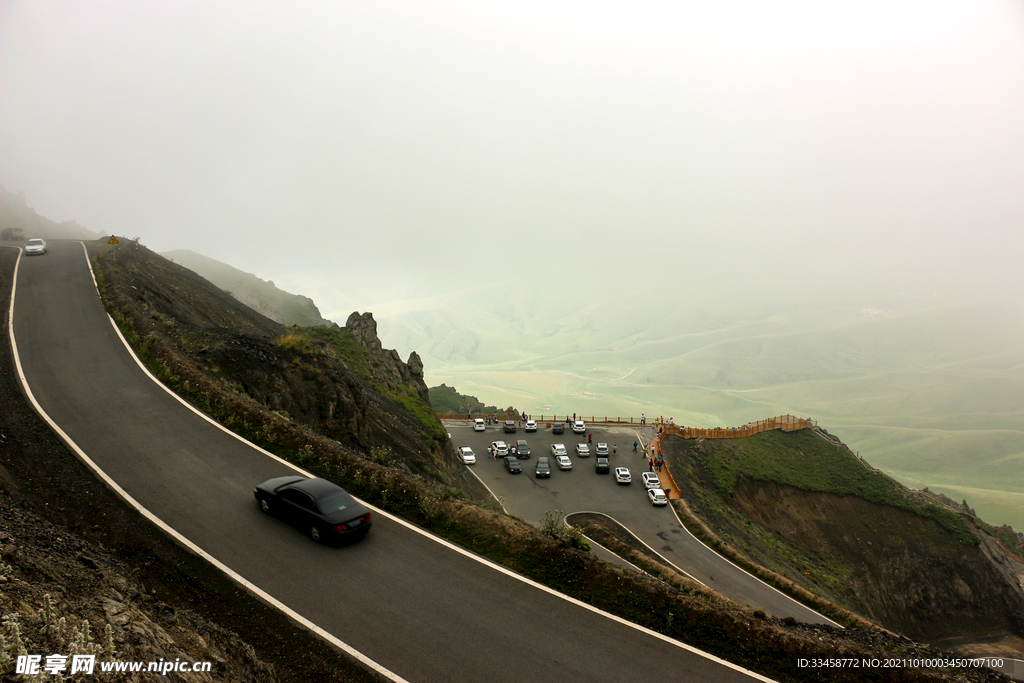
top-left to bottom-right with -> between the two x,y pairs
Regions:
636,431 -> 843,628
11,242 -> 781,683
7,245 -> 410,683
566,511 -> 705,586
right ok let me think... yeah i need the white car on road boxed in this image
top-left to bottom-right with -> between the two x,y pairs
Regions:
550,443 -> 567,456
641,472 -> 662,490
25,238 -> 47,255
555,454 -> 573,470
474,418 -> 485,431
525,420 -> 537,432
491,441 -> 509,456
575,443 -> 590,457
614,467 -> 631,484
457,447 -> 476,465
572,420 -> 586,434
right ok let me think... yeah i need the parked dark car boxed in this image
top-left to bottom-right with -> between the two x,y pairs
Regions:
516,439 -> 531,458
552,422 -> 564,434
504,420 -> 517,433
535,457 -> 551,478
504,456 -> 522,474
254,476 -> 371,543
595,457 -> 610,473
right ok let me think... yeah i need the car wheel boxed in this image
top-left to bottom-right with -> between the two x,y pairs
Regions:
259,498 -> 271,514
310,526 -> 321,542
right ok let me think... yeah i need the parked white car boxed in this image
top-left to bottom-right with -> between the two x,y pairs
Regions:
572,420 -> 586,434
525,419 -> 537,432
474,418 -> 486,431
457,447 -> 476,465
555,454 -> 573,470
641,472 -> 662,490
614,467 -> 631,484
647,488 -> 669,506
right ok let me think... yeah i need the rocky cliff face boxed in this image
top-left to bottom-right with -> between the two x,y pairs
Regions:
347,311 -> 429,405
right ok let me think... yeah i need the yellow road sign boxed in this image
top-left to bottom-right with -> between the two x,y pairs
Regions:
108,236 -> 119,244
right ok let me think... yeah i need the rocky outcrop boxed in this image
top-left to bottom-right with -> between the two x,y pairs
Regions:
346,311 -> 430,405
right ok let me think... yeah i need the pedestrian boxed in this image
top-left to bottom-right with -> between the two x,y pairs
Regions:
613,444 -> 617,455
633,441 -> 638,453
587,434 -> 592,444
511,446 -> 516,457
641,413 -> 645,425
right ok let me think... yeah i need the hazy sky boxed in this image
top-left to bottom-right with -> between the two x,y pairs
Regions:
2,0 -> 1023,312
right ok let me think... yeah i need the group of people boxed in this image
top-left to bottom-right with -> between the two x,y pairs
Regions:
474,411 -> 532,425
630,439 -> 666,474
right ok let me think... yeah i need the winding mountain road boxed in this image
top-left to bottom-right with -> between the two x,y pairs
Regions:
9,241 -> 775,683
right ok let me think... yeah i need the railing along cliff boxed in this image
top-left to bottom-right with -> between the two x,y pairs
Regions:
664,414 -> 815,439
439,412 -> 815,438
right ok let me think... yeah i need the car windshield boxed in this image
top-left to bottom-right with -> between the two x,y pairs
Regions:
316,491 -> 354,514
27,239 -> 44,245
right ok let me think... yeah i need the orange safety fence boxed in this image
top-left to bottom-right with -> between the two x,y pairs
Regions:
663,415 -> 815,439
437,413 -> 653,425
438,412 -> 815,438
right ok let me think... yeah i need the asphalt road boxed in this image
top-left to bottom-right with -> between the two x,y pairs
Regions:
9,241 -> 775,683
449,422 -> 836,626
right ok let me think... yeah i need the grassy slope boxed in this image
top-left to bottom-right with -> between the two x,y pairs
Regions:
690,430 -> 978,544
668,429 -> 1024,639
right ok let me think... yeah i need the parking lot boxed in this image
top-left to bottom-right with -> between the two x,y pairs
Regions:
447,420 -> 662,530
446,419 -> 839,623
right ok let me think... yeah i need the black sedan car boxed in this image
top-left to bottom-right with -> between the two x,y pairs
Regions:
254,476 -> 372,543
504,456 -> 523,473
